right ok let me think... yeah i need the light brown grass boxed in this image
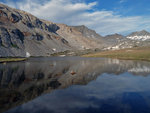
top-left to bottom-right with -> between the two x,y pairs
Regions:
83,46 -> 150,61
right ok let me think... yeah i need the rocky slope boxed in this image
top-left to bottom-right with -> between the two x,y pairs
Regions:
56,24 -> 106,50
104,34 -> 125,45
0,3 -> 73,57
0,3 -> 105,57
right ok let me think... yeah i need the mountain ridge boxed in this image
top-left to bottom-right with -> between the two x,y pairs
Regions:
0,3 -> 105,57
0,3 -> 149,57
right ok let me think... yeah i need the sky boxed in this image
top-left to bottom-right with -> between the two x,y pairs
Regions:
0,0 -> 150,36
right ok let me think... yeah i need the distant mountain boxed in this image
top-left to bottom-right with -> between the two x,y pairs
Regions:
72,25 -> 103,39
103,32 -> 150,50
127,30 -> 150,41
56,24 -> 106,50
104,34 -> 125,44
128,30 -> 150,36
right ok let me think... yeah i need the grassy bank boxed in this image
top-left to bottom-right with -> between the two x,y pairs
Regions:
83,46 -> 150,61
51,49 -> 102,56
0,58 -> 27,63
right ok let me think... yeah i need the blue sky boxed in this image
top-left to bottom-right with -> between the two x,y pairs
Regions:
86,0 -> 150,16
0,0 -> 150,35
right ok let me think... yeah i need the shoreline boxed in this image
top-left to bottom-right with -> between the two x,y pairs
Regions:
0,58 -> 27,63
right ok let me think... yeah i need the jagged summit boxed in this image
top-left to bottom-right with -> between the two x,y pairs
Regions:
105,33 -> 124,38
128,30 -> 150,36
71,25 -> 103,39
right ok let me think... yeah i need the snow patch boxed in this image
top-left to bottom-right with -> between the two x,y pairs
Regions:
52,48 -> 56,51
26,52 -> 31,58
127,35 -> 150,41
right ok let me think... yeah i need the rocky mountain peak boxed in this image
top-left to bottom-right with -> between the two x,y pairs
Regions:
127,30 -> 150,41
105,33 -> 124,38
71,25 -> 103,39
128,30 -> 150,36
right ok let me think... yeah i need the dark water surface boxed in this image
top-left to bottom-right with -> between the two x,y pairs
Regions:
1,57 -> 150,113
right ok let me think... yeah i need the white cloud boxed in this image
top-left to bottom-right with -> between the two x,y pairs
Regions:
119,0 -> 127,3
2,0 -> 150,36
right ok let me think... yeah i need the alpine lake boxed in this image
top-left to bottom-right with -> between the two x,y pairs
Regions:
1,57 -> 150,113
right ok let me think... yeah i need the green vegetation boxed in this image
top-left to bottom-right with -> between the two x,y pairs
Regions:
0,58 -> 27,63
51,49 -> 102,56
83,46 -> 150,61
51,50 -> 70,56
11,44 -> 19,49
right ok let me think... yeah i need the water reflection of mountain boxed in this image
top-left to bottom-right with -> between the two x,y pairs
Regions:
0,57 -> 150,113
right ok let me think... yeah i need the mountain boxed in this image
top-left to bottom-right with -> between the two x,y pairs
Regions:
104,34 -> 125,45
0,3 -> 149,57
0,3 -> 104,57
56,24 -> 106,50
102,33 -> 133,50
103,31 -> 150,50
72,25 -> 103,39
0,4 -> 72,57
127,30 -> 150,41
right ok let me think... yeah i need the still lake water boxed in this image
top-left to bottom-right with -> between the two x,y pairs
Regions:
1,57 -> 150,113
